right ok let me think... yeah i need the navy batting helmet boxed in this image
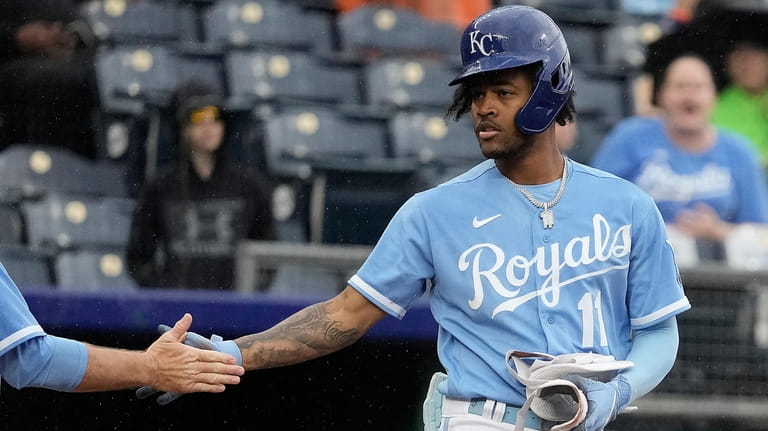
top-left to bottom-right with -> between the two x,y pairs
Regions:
449,6 -> 573,134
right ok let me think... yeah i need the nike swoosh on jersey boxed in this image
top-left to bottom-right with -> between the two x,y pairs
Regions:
472,214 -> 502,228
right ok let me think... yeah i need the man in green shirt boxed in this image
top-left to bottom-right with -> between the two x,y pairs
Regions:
711,41 -> 768,165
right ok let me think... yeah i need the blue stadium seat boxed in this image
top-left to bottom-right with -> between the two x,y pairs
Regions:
0,201 -> 25,246
572,69 -> 630,124
0,145 -> 128,198
559,23 -> 601,66
201,0 -> 334,53
312,167 -> 418,245
94,44 -> 180,115
225,50 -> 361,108
601,19 -> 662,70
79,0 -> 183,44
363,58 -> 458,110
566,115 -> 614,165
0,245 -> 53,289
54,248 -> 138,291
261,105 -> 389,179
266,263 -> 343,296
21,193 -> 135,251
336,5 -> 458,60
389,111 -> 482,186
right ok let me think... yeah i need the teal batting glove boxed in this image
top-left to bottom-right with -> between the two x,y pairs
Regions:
136,324 -> 242,406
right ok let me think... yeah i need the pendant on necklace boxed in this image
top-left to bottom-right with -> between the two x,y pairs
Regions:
540,204 -> 554,229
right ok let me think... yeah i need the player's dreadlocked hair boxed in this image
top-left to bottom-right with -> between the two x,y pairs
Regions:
445,62 -> 576,127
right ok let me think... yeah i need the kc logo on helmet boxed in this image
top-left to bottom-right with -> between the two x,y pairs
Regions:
468,31 -> 496,56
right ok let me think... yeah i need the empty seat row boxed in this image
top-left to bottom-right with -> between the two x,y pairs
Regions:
257,105 -> 481,180
0,244 -> 137,291
79,1 -> 458,59
95,45 -> 461,115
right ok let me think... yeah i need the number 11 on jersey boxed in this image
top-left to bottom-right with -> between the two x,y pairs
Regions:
578,291 -> 608,348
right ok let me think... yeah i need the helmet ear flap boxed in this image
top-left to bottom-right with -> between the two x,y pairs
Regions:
516,53 -> 574,134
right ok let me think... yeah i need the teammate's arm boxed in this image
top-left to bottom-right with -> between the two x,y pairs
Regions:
235,286 -> 388,370
0,313 -> 244,394
75,313 -> 244,393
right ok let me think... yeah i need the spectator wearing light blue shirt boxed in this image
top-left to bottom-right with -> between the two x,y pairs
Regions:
592,54 -> 768,249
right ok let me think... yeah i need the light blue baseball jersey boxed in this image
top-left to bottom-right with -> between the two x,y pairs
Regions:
591,116 -> 768,224
0,263 -> 86,392
348,157 -> 690,405
0,264 -> 45,358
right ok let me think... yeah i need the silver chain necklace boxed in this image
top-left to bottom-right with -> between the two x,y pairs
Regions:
507,157 -> 568,229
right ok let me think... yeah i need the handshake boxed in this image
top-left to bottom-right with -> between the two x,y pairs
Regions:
137,325 -> 241,405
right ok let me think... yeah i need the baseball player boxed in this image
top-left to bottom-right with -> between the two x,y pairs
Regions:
150,6 -> 690,431
0,262 -> 243,399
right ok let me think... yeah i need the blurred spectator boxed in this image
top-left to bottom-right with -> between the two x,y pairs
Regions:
0,0 -> 98,158
711,40 -> 768,166
126,82 -> 275,290
631,0 -> 702,116
591,55 -> 768,260
334,0 -> 491,30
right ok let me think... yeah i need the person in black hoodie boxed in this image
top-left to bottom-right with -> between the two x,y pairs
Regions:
126,82 -> 275,290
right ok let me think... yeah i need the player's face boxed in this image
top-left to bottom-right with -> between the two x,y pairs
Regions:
468,68 -> 534,160
658,56 -> 717,134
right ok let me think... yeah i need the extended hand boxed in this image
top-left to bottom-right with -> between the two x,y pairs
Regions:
137,313 -> 244,404
560,374 -> 631,431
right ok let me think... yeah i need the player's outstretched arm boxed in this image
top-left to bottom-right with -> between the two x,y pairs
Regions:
74,313 -> 244,393
235,286 -> 387,370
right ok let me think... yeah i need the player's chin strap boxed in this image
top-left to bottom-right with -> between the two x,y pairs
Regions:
505,350 -> 635,431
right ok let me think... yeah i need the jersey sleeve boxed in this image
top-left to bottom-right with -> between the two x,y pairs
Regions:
0,263 -> 44,357
348,195 -> 434,319
626,196 -> 691,329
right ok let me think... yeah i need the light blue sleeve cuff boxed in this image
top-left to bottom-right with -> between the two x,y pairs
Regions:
214,339 -> 242,366
36,336 -> 88,391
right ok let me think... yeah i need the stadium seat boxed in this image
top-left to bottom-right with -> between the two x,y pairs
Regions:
201,0 -> 334,53
94,45 -> 180,115
225,50 -> 362,108
389,110 -> 482,186
176,51 -> 227,97
0,245 -> 53,289
266,263 -> 344,296
0,201 -> 25,246
260,105 -> 389,179
559,23 -> 601,67
363,58 -> 458,110
312,167 -> 418,245
21,193 -> 135,251
0,145 -> 128,198
572,69 -> 630,124
270,180 -> 311,243
54,248 -> 138,291
601,19 -> 663,70
79,0 -> 182,44
566,115 -> 614,165
336,5 -> 458,60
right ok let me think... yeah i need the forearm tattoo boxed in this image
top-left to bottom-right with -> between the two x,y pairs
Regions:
236,302 -> 361,369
